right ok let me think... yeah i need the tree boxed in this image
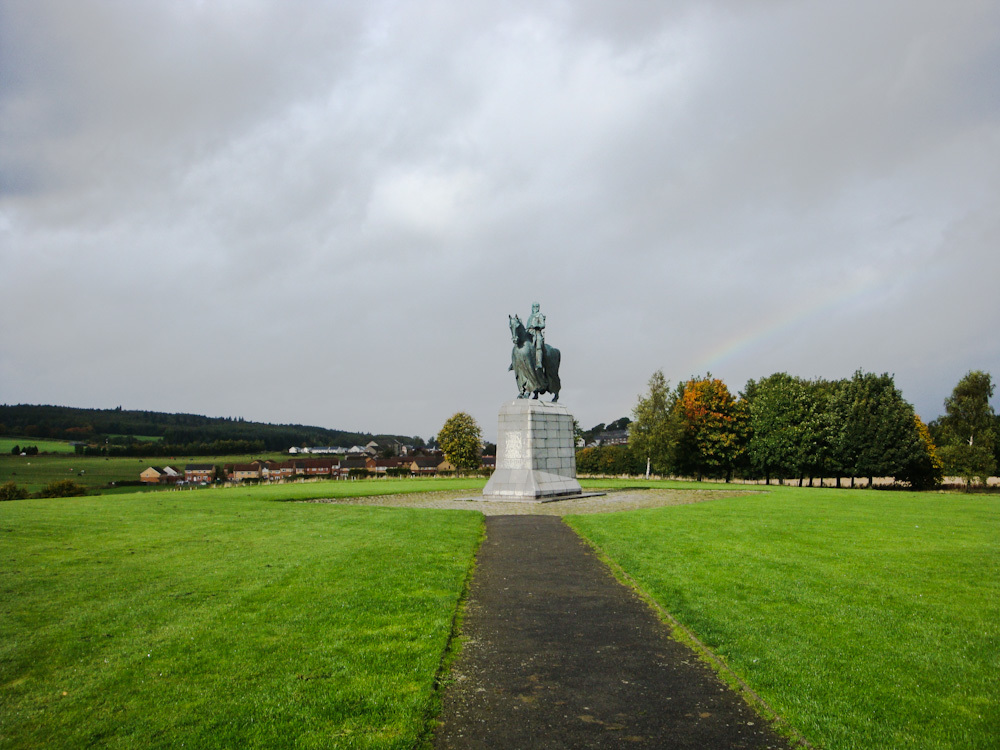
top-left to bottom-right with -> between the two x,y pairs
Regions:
582,423 -> 606,445
673,375 -> 747,481
829,370 -> 924,487
994,413 -> 1000,472
795,378 -> 843,485
629,370 -> 677,477
744,373 -> 809,483
937,371 -> 996,488
576,445 -> 644,475
437,413 -> 483,472
896,415 -> 944,490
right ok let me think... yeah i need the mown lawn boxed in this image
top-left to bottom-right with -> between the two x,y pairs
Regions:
1,492 -> 483,749
566,486 -> 1000,750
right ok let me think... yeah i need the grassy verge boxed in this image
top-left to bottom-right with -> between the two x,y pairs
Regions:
216,477 -> 487,502
566,486 -> 999,750
1,492 -> 483,748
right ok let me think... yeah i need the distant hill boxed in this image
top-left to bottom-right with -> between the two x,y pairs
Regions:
0,404 -> 416,452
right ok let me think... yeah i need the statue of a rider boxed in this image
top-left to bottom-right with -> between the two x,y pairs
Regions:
526,302 -> 546,370
508,302 -> 561,401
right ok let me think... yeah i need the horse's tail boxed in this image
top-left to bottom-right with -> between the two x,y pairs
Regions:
545,346 -> 561,397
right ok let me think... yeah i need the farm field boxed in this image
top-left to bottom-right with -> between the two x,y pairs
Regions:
566,486 -> 1000,750
0,491 -> 483,749
0,438 -> 77,455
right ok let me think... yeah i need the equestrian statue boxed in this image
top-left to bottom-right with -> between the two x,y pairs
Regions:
509,302 -> 561,401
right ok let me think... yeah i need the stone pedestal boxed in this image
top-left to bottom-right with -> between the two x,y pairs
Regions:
482,400 -> 582,500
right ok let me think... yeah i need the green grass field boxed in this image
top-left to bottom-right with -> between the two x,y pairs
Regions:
4,477 -> 997,749
1,491 -> 483,749
0,438 -> 77,455
566,485 -> 1000,750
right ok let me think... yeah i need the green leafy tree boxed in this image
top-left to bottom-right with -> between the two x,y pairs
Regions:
829,370 -> 925,487
936,370 -> 996,488
744,373 -> 810,483
629,370 -> 678,477
437,412 -> 483,472
994,413 -> 1000,471
576,445 -> 644,475
581,423 -> 606,445
796,378 -> 842,485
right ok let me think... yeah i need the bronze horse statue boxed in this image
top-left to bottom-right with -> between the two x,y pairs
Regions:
509,315 -> 561,401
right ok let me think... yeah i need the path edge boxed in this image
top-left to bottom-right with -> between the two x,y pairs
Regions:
563,518 -> 815,750
415,515 -> 488,750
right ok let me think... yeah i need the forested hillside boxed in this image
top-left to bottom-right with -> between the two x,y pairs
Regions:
0,404 -> 415,453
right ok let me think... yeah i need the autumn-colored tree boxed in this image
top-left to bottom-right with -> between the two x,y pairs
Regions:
673,375 -> 747,481
437,412 -> 483,472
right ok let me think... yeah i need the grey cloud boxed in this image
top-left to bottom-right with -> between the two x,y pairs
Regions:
2,0 -> 998,438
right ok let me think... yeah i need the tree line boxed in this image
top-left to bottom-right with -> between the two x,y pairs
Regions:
0,404 -> 417,454
600,369 -> 998,489
74,439 -> 267,458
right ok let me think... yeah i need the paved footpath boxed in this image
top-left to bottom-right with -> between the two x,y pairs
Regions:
433,515 -> 793,750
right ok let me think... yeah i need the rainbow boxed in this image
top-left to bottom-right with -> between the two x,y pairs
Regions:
689,270 -> 886,375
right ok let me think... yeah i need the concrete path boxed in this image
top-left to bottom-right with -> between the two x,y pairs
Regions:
433,515 -> 792,750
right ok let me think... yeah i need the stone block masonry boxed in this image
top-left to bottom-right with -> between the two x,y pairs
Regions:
482,400 -> 582,500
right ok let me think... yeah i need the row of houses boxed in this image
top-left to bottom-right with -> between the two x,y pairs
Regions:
288,441 -> 431,457
139,454 -> 495,484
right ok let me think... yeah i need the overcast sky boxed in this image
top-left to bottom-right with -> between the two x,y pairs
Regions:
2,0 -> 998,442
